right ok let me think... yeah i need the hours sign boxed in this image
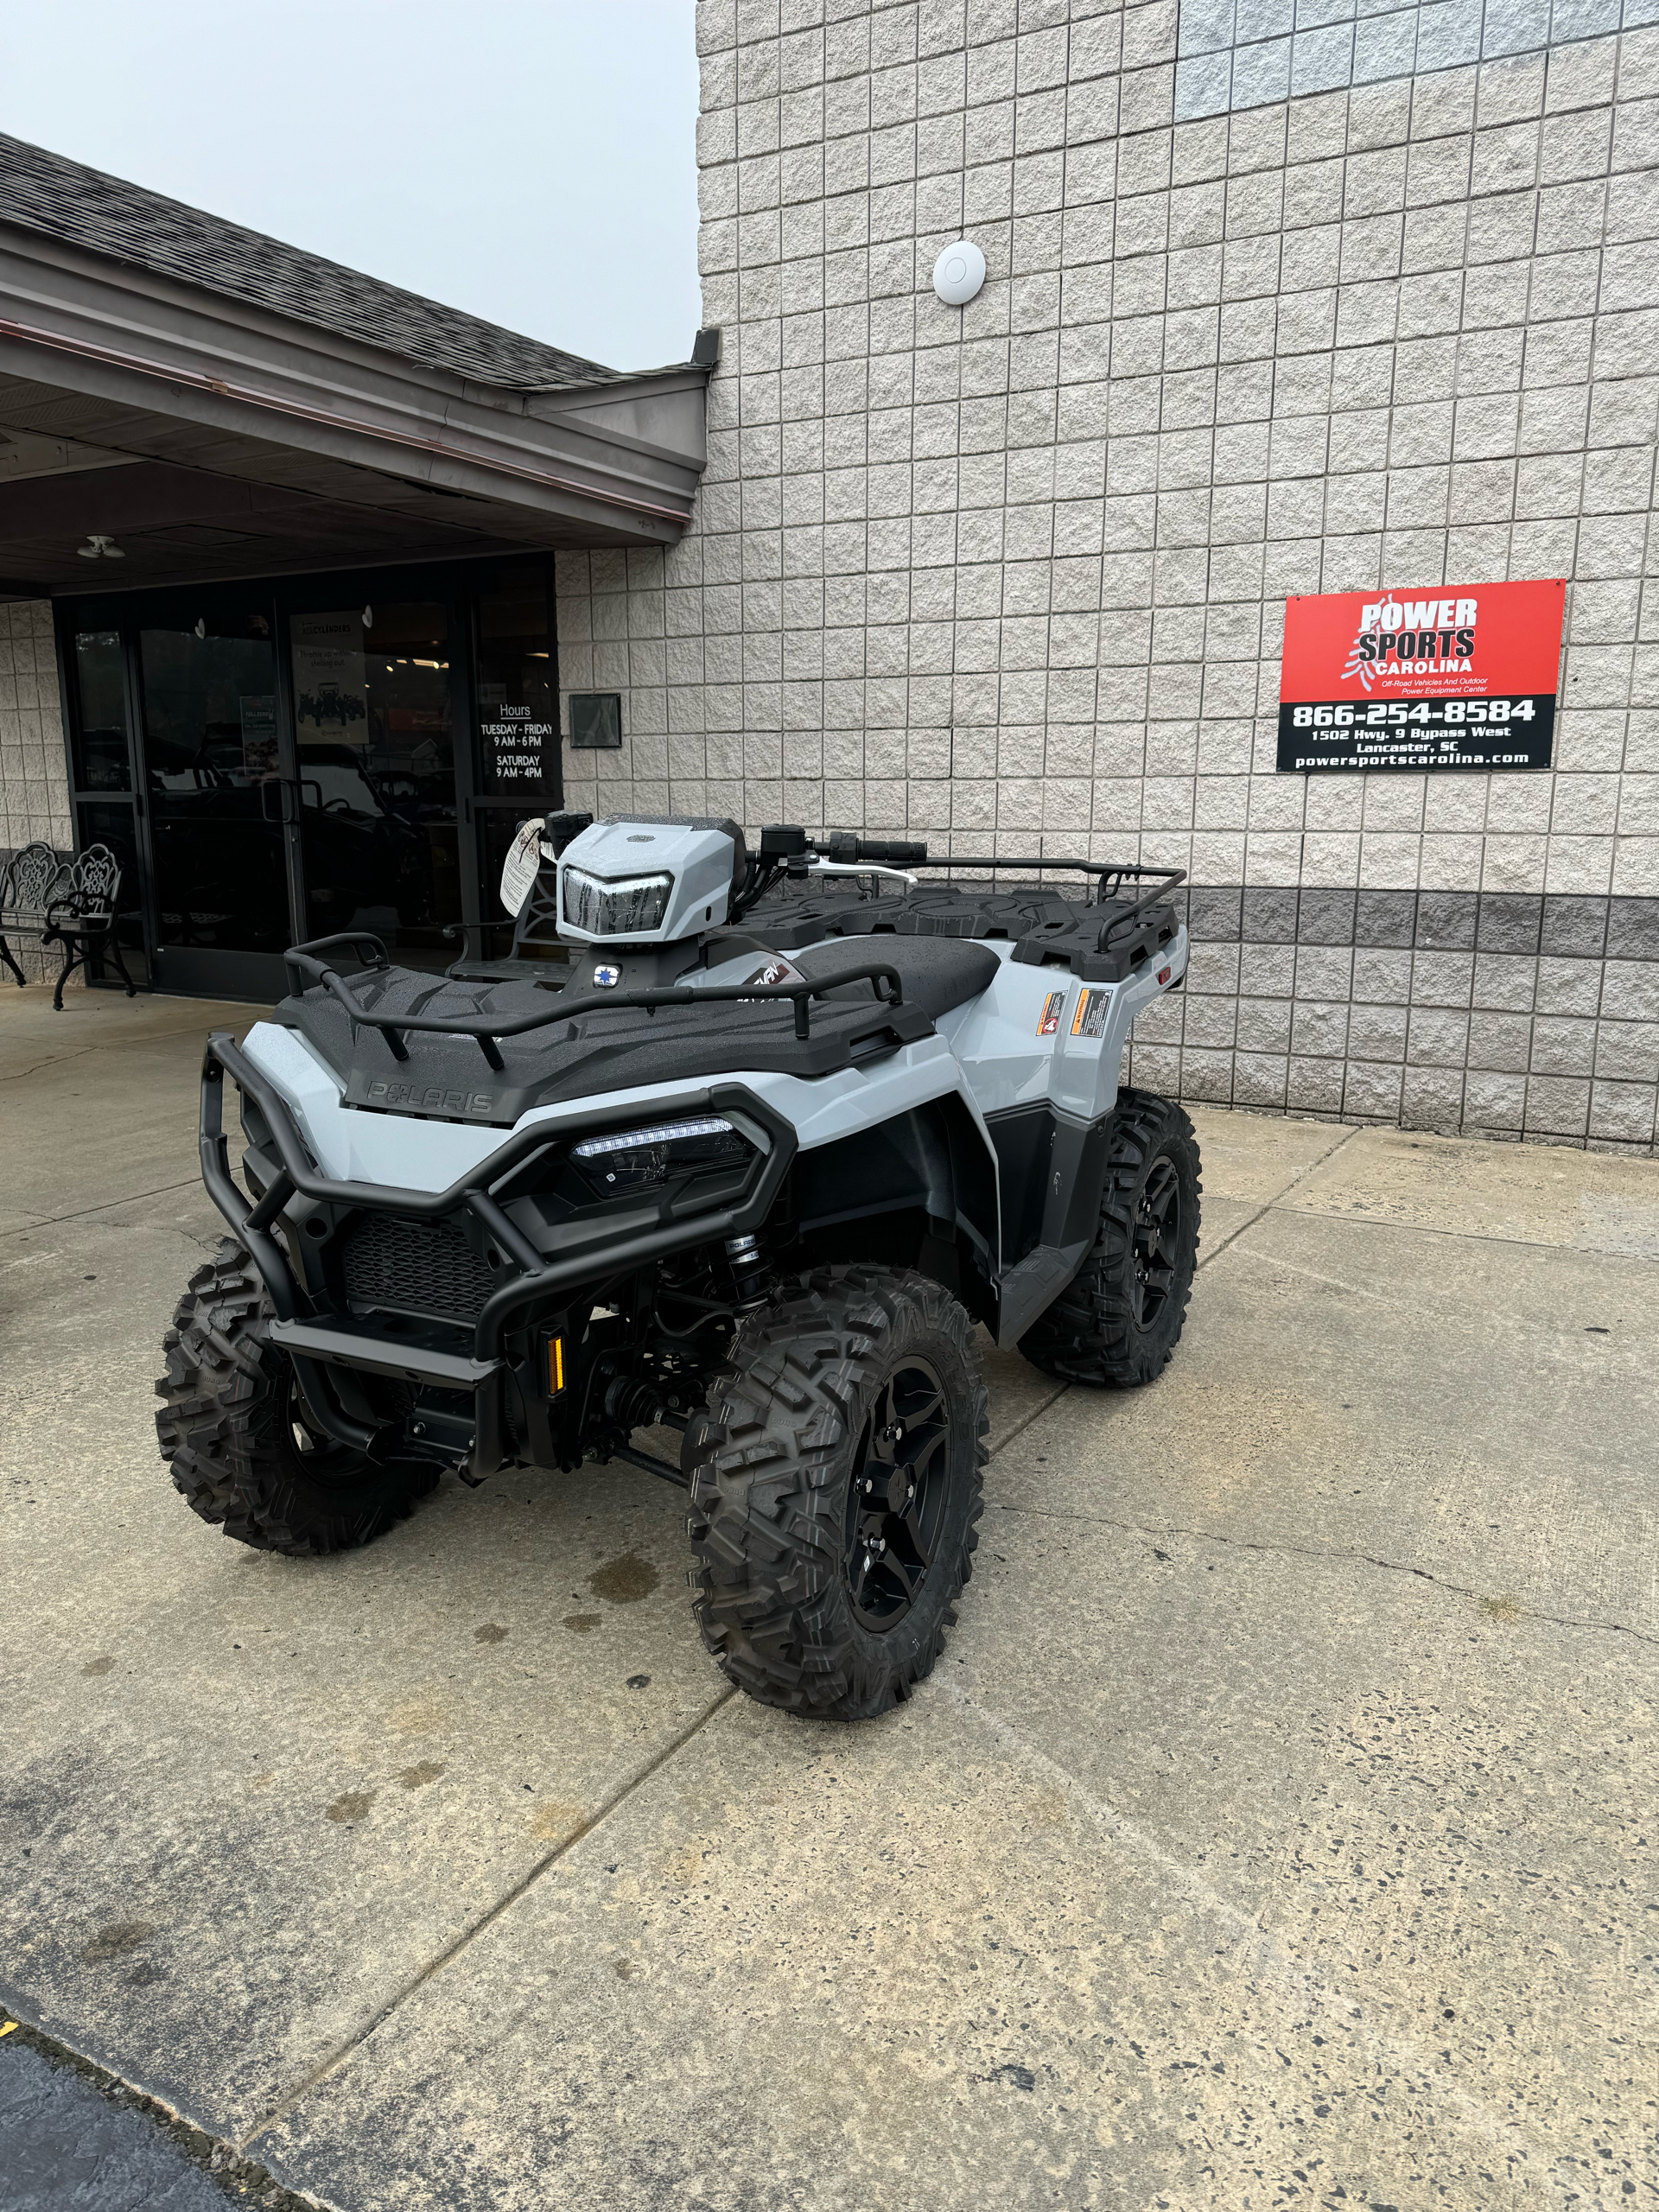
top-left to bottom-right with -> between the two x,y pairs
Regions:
1276,579 -> 1566,773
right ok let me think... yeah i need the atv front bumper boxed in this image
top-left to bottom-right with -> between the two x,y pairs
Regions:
197,1032 -> 794,1481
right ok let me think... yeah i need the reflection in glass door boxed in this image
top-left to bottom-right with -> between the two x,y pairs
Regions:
473,568 -> 560,958
290,601 -> 461,971
140,613 -> 288,1000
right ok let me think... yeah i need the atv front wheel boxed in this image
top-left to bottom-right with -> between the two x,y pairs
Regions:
156,1238 -> 439,1554
1019,1089 -> 1201,1387
687,1268 -> 988,1720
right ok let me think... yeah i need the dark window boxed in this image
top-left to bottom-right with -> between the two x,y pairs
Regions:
477,570 -> 557,793
75,798 -> 149,984
141,614 -> 284,956
569,692 -> 622,748
71,630 -> 131,791
292,601 -> 461,968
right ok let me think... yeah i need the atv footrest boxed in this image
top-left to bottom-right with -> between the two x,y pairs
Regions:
267,1319 -> 500,1391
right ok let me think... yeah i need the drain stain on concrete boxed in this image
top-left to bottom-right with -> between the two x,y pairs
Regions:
389,1696 -> 453,1735
473,1624 -> 507,1645
79,1656 -> 115,1677
82,1922 -> 153,1963
562,1612 -> 602,1634
325,1791 -> 375,1824
530,1798 -> 584,1840
588,1553 -> 659,1605
397,1762 -> 446,1790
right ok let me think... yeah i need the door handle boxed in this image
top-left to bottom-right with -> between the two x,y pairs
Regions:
259,777 -> 302,827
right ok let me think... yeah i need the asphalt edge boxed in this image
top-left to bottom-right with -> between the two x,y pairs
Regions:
0,2006 -> 333,2212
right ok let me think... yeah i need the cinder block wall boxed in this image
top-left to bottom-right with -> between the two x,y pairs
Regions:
0,600 -> 73,987
555,0 -> 1659,1152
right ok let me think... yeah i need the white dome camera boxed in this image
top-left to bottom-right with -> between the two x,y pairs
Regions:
932,239 -> 986,307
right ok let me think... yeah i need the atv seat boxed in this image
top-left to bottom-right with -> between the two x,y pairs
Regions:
796,935 -> 1000,1021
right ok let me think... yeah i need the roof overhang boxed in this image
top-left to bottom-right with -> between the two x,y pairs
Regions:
0,223 -> 709,594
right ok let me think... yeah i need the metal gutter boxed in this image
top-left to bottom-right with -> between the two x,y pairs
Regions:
0,311 -> 696,527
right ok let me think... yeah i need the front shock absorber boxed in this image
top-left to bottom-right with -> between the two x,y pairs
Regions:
723,1231 -> 769,1306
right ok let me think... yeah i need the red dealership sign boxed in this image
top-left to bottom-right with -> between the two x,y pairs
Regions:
1277,579 -> 1565,772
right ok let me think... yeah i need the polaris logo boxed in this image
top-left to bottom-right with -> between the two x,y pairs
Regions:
366,1079 -> 497,1116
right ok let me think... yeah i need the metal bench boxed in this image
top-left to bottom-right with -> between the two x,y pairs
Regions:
0,840 -> 138,1009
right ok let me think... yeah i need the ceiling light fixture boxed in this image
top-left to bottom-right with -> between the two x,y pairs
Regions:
76,533 -> 125,561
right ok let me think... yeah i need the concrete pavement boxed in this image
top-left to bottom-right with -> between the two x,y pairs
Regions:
1,982 -> 1655,2209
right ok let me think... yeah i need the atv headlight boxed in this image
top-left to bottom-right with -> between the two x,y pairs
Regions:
570,1116 -> 751,1195
562,865 -> 673,937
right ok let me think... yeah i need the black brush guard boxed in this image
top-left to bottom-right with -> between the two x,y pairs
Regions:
198,1032 -> 803,1483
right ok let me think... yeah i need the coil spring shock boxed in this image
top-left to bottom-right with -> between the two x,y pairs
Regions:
723,1231 -> 769,1307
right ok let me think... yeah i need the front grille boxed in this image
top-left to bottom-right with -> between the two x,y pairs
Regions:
340,1213 -> 497,1325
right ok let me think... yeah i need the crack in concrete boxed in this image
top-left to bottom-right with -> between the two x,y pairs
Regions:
0,1020 -> 230,1086
238,1372 -> 1076,2156
1191,1122 -> 1367,1273
987,1497 -> 1659,1647
931,1678 -> 1567,2174
238,1687 -> 739,2153
1274,1197 -> 1659,1263
0,1178 -> 205,1241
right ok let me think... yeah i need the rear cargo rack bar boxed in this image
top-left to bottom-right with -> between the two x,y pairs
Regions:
280,933 -> 909,1065
906,856 -> 1187,949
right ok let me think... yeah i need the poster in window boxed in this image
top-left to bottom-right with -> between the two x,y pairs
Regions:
291,612 -> 369,747
238,695 -> 278,781
1277,579 -> 1565,772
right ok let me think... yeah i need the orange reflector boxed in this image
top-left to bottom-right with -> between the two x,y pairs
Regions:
547,1335 -> 565,1395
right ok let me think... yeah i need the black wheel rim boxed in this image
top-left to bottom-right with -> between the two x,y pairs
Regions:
842,1357 -> 952,1630
1130,1154 -> 1181,1329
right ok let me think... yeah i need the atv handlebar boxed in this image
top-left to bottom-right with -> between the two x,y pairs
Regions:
814,833 -> 931,867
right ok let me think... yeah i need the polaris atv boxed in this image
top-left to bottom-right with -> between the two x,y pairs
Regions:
157,815 -> 1201,1720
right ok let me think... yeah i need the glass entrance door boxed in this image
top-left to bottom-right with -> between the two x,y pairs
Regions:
289,600 -> 461,972
471,567 -> 561,959
63,560 -> 558,1003
140,612 -> 290,1001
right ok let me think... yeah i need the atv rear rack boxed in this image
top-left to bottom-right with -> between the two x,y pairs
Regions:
283,932 -> 911,1072
912,857 -> 1186,942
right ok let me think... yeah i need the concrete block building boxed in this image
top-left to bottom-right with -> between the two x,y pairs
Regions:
3,2 -> 1658,1150
553,0 -> 1659,1151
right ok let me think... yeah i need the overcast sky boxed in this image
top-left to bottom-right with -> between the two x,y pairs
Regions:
0,0 -> 702,372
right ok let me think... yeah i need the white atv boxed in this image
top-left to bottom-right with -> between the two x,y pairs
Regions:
157,816 -> 1200,1719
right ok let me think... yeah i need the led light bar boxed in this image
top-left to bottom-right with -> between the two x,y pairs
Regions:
571,1117 -> 736,1159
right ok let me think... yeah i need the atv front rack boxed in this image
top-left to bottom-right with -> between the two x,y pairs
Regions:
197,1031 -> 797,1482
283,932 -> 910,1072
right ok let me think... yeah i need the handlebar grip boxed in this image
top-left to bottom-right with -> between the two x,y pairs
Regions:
821,834 -> 929,865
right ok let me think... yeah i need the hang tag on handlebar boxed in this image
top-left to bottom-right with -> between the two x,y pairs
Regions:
499,817 -> 545,917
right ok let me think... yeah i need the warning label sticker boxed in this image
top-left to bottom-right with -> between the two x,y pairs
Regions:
1071,989 -> 1109,1039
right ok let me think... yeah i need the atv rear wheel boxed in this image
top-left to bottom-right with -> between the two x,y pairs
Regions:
156,1238 -> 439,1555
1019,1089 -> 1201,1387
687,1267 -> 988,1720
